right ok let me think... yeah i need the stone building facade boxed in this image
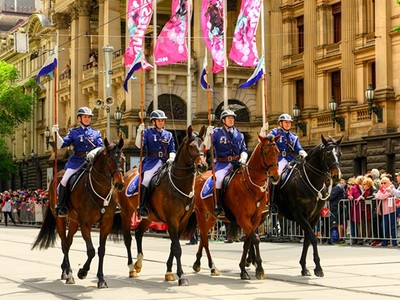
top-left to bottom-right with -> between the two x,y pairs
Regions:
1,0 -> 400,189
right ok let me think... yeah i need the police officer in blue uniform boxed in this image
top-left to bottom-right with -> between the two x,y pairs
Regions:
52,106 -> 103,217
266,113 -> 307,212
205,109 -> 248,217
135,110 -> 176,218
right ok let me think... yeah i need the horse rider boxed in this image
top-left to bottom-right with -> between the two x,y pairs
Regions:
205,109 -> 248,217
135,109 -> 176,218
262,113 -> 307,213
52,106 -> 104,217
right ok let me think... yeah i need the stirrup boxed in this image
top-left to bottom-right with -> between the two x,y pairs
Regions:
138,207 -> 149,219
214,207 -> 225,218
270,204 -> 278,214
56,206 -> 68,217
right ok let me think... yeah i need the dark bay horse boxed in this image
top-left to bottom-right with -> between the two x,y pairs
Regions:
116,126 -> 207,286
188,134 -> 280,280
31,138 -> 125,288
275,135 -> 342,277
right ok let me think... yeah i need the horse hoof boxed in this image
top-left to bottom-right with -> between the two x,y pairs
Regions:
314,269 -> 324,277
165,272 -> 176,281
301,269 -> 312,276
129,270 -> 138,278
77,269 -> 87,280
192,262 -> 201,273
134,261 -> 142,273
66,277 -> 75,284
211,268 -> 220,276
178,278 -> 189,286
256,270 -> 265,280
240,271 -> 251,280
97,280 -> 108,288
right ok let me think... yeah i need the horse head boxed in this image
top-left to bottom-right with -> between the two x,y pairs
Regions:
319,135 -> 343,179
258,134 -> 280,184
180,125 -> 208,174
101,138 -> 125,192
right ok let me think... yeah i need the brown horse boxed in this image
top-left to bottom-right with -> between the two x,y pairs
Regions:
187,134 -> 280,280
31,138 -> 125,288
116,125 -> 208,286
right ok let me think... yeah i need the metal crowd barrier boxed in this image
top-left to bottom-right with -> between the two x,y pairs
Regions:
0,202 -> 45,225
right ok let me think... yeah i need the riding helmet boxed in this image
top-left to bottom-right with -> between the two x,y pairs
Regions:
150,110 -> 168,121
220,109 -> 237,121
278,113 -> 292,123
77,106 -> 94,117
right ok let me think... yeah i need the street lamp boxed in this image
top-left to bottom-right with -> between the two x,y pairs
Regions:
292,103 -> 307,136
103,45 -> 115,140
328,96 -> 345,131
45,126 -> 54,149
114,106 -> 128,138
365,84 -> 383,122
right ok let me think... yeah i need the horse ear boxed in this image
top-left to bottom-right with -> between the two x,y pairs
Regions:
199,126 -> 206,138
321,135 -> 327,145
337,135 -> 344,145
104,138 -> 109,147
118,137 -> 124,149
187,125 -> 193,137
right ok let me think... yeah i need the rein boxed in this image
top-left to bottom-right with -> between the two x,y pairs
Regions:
302,163 -> 333,201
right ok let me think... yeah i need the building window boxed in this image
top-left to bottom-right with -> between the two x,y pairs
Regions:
331,71 -> 341,105
332,3 -> 341,43
295,79 -> 304,110
296,16 -> 304,54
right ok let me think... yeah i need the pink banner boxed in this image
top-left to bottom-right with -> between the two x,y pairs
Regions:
201,0 -> 224,73
229,0 -> 261,66
124,0 -> 153,69
154,0 -> 189,66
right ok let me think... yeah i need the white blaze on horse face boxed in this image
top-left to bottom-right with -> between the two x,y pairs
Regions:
332,147 -> 342,178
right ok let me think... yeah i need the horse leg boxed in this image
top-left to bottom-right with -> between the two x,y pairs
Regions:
246,243 -> 255,267
239,237 -> 252,280
248,232 -> 264,279
77,226 -> 96,281
122,226 -> 136,278
192,238 -> 203,273
299,234 -> 312,276
134,220 -> 150,274
168,229 -> 188,286
309,229 -> 324,277
58,219 -> 76,284
96,225 -> 111,288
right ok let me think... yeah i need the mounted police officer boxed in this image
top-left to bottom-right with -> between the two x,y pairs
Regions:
204,109 -> 248,217
135,110 -> 176,218
52,106 -> 104,217
266,113 -> 307,212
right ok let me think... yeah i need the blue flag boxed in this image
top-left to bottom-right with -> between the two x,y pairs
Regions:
36,45 -> 58,88
238,56 -> 264,89
123,51 -> 143,92
200,57 -> 212,91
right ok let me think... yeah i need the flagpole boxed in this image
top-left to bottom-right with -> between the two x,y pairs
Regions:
223,0 -> 228,110
205,49 -> 218,210
153,0 -> 158,110
53,64 -> 58,202
137,67 -> 145,208
261,0 -> 267,124
187,0 -> 192,127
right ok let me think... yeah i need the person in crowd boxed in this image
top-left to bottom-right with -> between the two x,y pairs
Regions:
370,168 -> 381,190
375,176 -> 398,247
347,175 -> 364,244
328,178 -> 348,244
1,193 -> 17,226
360,177 -> 376,244
135,110 -> 176,218
52,106 -> 104,217
204,109 -> 248,217
391,172 -> 400,221
264,114 -> 307,213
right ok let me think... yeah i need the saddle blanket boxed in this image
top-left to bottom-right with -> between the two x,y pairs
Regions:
125,174 -> 140,197
200,177 -> 214,199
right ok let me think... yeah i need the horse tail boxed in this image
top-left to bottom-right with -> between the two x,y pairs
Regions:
109,213 -> 124,243
226,221 -> 241,241
31,207 -> 57,250
180,211 -> 197,240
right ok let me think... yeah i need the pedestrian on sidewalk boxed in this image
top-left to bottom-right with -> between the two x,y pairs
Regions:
1,195 -> 17,226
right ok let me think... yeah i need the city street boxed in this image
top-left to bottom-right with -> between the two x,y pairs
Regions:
0,225 -> 399,299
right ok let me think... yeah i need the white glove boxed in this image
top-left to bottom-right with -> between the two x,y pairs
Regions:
135,123 -> 145,149
239,152 -> 248,164
87,147 -> 102,162
52,124 -> 59,134
259,123 -> 269,138
204,126 -> 214,149
299,150 -> 308,158
167,152 -> 176,164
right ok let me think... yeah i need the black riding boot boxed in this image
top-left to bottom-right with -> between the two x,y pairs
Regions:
269,184 -> 278,214
138,185 -> 149,218
55,185 -> 68,217
214,189 -> 225,217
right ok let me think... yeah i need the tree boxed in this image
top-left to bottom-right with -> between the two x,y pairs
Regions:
0,61 -> 35,180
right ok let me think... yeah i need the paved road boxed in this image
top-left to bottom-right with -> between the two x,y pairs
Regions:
0,225 -> 399,299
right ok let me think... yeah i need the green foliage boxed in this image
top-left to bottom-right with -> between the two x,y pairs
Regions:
0,137 -> 17,179
0,61 -> 34,136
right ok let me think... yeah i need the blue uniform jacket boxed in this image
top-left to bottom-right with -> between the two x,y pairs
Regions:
61,126 -> 103,169
269,127 -> 303,162
212,126 -> 247,171
142,127 -> 176,171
